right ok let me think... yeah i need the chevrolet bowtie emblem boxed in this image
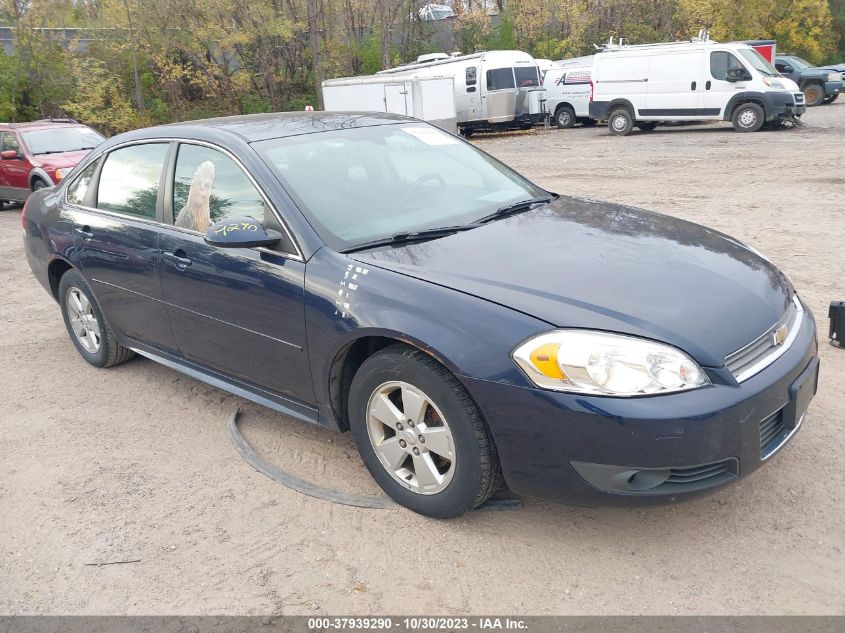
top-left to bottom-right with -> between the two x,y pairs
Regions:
772,324 -> 788,346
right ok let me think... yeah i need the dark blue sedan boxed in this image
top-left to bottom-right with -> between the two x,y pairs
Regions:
22,113 -> 819,517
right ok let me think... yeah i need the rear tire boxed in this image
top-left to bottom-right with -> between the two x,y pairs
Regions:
636,121 -> 658,132
802,83 -> 824,107
348,344 -> 501,518
555,105 -> 576,129
58,269 -> 135,368
607,109 -> 634,136
731,103 -> 765,132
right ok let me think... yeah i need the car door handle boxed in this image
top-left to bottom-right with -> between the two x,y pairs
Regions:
74,226 -> 94,241
706,81 -> 711,90
163,251 -> 192,271
691,81 -> 697,90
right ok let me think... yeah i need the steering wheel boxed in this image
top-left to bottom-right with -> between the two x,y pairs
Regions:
400,173 -> 447,205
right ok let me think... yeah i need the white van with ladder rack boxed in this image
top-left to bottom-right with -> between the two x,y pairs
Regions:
588,34 -> 806,135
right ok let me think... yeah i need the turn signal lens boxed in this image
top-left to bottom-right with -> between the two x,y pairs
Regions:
529,342 -> 567,380
54,168 -> 65,181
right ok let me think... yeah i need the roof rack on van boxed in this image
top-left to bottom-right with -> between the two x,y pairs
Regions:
595,29 -> 715,52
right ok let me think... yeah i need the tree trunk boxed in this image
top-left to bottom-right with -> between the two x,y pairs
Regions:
307,0 -> 324,109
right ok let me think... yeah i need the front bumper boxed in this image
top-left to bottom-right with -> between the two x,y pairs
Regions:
463,307 -> 818,505
824,80 -> 843,98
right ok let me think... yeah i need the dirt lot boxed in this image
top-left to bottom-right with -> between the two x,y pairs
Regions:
1,105 -> 844,616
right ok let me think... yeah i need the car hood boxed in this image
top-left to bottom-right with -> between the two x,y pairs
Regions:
28,149 -> 91,169
352,196 -> 792,367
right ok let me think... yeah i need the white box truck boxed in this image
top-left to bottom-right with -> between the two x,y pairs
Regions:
322,75 -> 458,134
588,39 -> 806,135
376,50 -> 545,136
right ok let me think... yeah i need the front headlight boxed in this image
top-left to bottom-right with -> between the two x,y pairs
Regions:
512,330 -> 710,396
762,77 -> 785,89
828,72 -> 840,82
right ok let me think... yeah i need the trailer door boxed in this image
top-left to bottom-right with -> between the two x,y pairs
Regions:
384,83 -> 409,115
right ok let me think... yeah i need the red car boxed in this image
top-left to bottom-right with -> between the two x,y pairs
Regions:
0,119 -> 104,208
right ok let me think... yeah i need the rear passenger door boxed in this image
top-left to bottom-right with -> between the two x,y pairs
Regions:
157,142 -> 314,405
644,52 -> 705,118
71,142 -> 180,353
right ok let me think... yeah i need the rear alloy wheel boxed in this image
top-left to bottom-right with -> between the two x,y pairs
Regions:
58,269 -> 135,368
608,109 -> 634,136
731,103 -> 765,132
348,344 -> 500,518
636,121 -> 658,132
802,83 -> 824,107
555,105 -> 576,129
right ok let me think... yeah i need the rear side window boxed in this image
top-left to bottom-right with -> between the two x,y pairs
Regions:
710,52 -> 745,81
172,144 -> 266,233
97,144 -> 168,219
486,68 -> 515,90
66,162 -> 98,206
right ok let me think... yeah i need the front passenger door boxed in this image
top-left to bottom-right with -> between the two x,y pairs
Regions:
157,142 -> 314,404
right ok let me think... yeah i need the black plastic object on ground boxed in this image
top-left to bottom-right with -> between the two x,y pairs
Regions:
830,301 -> 845,348
227,409 -> 523,512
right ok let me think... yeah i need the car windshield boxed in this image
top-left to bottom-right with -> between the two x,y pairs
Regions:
253,123 -> 546,252
21,127 -> 105,155
785,56 -> 811,69
739,49 -> 777,75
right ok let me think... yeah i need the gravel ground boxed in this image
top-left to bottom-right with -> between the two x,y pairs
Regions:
1,104 -> 844,616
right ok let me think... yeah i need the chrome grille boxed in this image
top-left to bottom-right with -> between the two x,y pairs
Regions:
725,296 -> 803,383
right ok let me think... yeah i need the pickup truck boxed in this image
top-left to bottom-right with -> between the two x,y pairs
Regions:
774,54 -> 843,106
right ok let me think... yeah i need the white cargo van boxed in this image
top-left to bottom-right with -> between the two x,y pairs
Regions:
588,39 -> 806,135
322,75 -> 457,134
542,65 -> 593,128
377,51 -> 545,135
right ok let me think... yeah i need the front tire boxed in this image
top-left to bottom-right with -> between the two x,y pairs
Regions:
608,108 -> 634,136
731,103 -> 765,132
58,269 -> 135,368
555,105 -> 576,129
823,94 -> 839,104
802,83 -> 824,107
32,178 -> 47,191
348,344 -> 500,518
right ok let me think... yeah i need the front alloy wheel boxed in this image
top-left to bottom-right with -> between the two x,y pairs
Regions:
366,381 -> 455,494
348,344 -> 501,518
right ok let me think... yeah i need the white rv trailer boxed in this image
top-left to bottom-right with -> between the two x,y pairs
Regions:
322,75 -> 458,134
377,50 -> 545,135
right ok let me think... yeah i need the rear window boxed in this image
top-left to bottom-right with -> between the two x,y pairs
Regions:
486,68 -> 515,90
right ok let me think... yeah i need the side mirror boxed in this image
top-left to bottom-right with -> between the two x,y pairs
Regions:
725,67 -> 749,82
0,149 -> 20,160
204,216 -> 282,249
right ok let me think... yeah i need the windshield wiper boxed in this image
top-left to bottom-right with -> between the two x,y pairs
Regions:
474,194 -> 555,224
342,225 -> 475,254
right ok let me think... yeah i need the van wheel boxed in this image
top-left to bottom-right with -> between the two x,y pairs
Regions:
636,122 -> 658,132
731,103 -> 765,132
802,83 -> 824,107
608,109 -> 634,136
460,128 -> 474,139
555,105 -> 576,129
348,344 -> 501,518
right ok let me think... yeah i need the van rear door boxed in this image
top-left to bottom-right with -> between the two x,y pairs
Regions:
643,51 -> 705,118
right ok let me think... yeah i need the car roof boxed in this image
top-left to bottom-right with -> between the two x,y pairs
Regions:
114,111 -> 416,145
0,120 -> 87,132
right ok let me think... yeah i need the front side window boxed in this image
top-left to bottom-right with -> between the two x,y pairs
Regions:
486,67 -> 515,90
97,144 -> 168,219
710,52 -> 745,81
172,144 -> 266,234
254,123 -> 545,252
66,161 -> 98,206
21,127 -> 104,156
1,132 -> 20,154
514,66 -> 540,87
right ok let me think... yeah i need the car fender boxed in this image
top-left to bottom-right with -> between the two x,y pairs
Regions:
28,167 -> 55,189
